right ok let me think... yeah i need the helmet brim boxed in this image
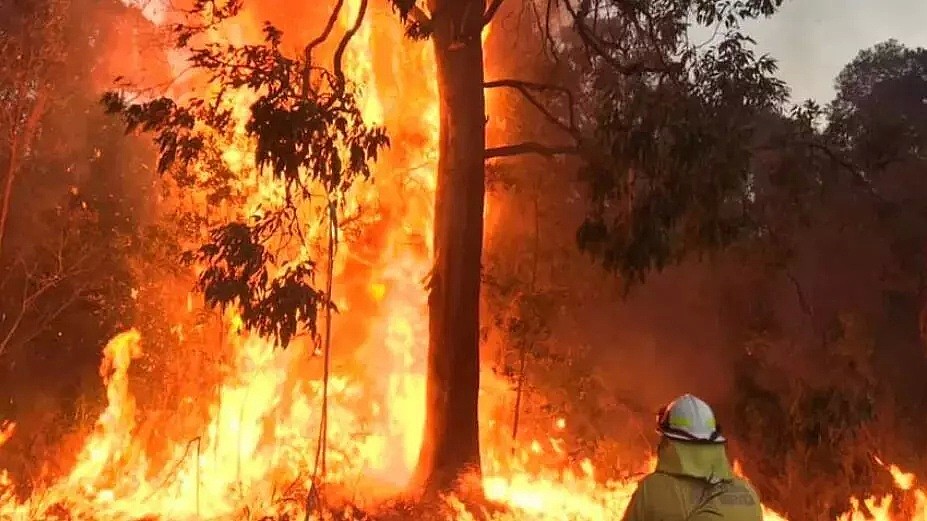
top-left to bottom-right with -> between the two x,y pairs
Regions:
658,428 -> 727,444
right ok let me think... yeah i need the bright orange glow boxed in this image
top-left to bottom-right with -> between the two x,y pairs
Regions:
0,422 -> 13,449
0,2 -> 925,521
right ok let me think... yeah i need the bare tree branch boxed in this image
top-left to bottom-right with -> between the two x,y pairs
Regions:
800,140 -> 881,196
483,79 -> 578,137
0,267 -> 59,358
483,78 -> 582,161
15,284 -> 87,349
484,0 -> 506,26
0,221 -> 95,359
757,138 -> 884,202
485,142 -> 578,159
561,0 -> 678,76
785,271 -> 814,320
302,0 -> 346,96
525,0 -> 560,60
333,0 -> 368,85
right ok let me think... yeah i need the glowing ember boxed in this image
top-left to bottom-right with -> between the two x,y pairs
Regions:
0,2 -> 925,521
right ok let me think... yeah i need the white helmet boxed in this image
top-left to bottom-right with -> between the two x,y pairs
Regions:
656,394 -> 726,443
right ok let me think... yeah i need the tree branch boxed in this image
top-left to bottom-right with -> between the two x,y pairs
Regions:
562,0 -> 676,76
302,0 -> 346,96
789,139 -> 885,203
802,141 -> 870,185
15,284 -> 86,350
305,0 -> 346,61
485,142 -> 578,159
755,137 -> 885,203
483,79 -> 578,137
785,271 -> 814,320
0,225 -> 93,359
333,0 -> 368,85
409,4 -> 432,26
0,264 -> 61,358
483,0 -> 505,26
526,0 -> 560,60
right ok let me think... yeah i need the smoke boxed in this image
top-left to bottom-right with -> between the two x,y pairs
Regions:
0,0 -> 172,482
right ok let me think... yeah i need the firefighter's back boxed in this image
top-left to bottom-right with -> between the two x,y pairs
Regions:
622,472 -> 763,521
688,476 -> 763,521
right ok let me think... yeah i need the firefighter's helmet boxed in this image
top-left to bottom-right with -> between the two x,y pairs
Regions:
656,394 -> 726,443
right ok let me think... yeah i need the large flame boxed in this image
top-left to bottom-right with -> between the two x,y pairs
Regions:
0,1 -> 925,520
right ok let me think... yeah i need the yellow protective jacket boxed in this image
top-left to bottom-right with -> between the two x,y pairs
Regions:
621,440 -> 763,521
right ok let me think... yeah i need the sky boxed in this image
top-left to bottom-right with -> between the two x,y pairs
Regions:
742,0 -> 927,104
122,0 -> 927,106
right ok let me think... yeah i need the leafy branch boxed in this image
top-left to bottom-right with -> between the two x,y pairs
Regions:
483,2 -> 789,285
103,2 -> 389,346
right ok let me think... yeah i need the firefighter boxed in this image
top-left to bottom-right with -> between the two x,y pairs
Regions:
620,394 -> 763,521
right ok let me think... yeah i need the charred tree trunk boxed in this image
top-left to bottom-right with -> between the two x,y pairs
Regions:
414,0 -> 486,495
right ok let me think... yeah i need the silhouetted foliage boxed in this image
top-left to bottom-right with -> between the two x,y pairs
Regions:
183,221 -> 326,346
829,40 -> 927,174
551,1 -> 788,286
723,41 -> 927,518
103,9 -> 388,347
387,0 -> 431,40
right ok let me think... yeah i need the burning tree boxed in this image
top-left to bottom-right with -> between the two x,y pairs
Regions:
103,0 -> 788,497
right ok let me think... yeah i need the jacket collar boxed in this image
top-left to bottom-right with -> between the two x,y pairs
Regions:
654,439 -> 734,483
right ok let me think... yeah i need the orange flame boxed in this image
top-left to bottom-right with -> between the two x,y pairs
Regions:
0,2 -> 925,521
0,422 -> 14,449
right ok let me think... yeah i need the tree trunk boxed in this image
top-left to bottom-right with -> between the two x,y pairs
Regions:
414,0 -> 486,495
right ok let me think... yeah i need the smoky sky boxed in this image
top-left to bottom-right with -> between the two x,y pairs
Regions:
743,0 -> 927,104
